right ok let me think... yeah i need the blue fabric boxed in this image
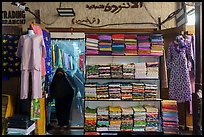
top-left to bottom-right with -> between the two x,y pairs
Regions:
42,30 -> 52,75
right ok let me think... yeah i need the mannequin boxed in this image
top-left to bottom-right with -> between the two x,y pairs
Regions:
28,29 -> 35,36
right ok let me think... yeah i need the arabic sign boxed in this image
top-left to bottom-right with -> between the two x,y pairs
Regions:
72,17 -> 100,25
2,10 -> 26,24
86,2 -> 143,14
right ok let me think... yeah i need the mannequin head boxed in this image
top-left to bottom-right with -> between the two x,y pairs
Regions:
28,29 -> 35,36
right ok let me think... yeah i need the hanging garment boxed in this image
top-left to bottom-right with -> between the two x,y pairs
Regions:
42,29 -> 52,75
166,40 -> 193,103
185,35 -> 195,114
17,34 -> 46,99
2,34 -> 21,77
50,68 -> 75,126
20,70 -> 42,99
31,24 -> 46,76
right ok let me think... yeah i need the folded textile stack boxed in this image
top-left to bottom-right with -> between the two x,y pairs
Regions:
86,34 -> 99,55
132,106 -> 146,131
96,83 -> 109,100
144,83 -> 158,100
123,63 -> 135,79
85,83 -> 97,100
98,64 -> 111,78
121,83 -> 133,100
144,105 -> 159,132
85,107 -> 97,131
86,65 -> 99,78
124,34 -> 137,55
111,64 -> 123,79
150,34 -> 164,56
137,35 -> 151,55
108,83 -> 121,100
85,132 -> 100,135
132,83 -> 145,100
162,100 -> 179,134
135,62 -> 147,78
146,62 -> 159,78
112,34 -> 125,55
7,115 -> 35,135
96,107 -> 109,131
109,106 -> 122,131
98,35 -> 112,55
121,107 -> 134,131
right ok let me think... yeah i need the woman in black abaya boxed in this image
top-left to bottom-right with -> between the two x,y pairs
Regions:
50,68 -> 75,129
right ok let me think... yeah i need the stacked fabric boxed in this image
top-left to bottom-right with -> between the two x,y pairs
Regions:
144,105 -> 159,132
85,83 -> 97,100
135,63 -> 147,78
144,83 -> 158,100
111,64 -> 123,79
85,107 -> 97,131
150,34 -> 164,56
162,100 -> 179,134
121,107 -> 134,131
123,63 -> 135,79
85,132 -> 100,135
132,106 -> 146,131
108,83 -> 121,100
112,34 -> 125,55
86,65 -> 99,78
96,83 -> 109,100
98,35 -> 112,55
137,35 -> 151,55
146,62 -> 159,78
85,34 -> 99,55
121,83 -> 133,100
96,107 -> 109,131
98,64 -> 111,78
132,83 -> 145,100
124,34 -> 138,55
109,106 -> 122,131
6,115 -> 35,135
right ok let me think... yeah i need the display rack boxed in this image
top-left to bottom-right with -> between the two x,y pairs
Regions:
84,33 -> 164,135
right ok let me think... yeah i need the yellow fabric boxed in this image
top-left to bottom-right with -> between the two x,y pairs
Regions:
52,44 -> 56,68
36,98 -> 46,135
2,94 -> 14,118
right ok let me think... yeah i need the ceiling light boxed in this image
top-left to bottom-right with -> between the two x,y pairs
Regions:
57,8 -> 75,17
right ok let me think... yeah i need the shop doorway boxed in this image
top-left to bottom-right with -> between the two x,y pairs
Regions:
48,32 -> 85,130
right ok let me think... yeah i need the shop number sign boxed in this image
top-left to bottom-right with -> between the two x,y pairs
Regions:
2,10 -> 26,24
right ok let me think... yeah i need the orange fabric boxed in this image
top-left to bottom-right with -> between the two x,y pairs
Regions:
36,98 -> 46,135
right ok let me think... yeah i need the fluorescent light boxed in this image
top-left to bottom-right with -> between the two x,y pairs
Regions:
57,8 -> 75,17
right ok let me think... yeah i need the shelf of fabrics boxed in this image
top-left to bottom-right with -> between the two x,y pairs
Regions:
85,33 -> 164,56
84,104 -> 163,135
85,62 -> 160,80
84,81 -> 161,101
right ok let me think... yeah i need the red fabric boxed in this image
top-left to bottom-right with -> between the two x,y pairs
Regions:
112,34 -> 125,39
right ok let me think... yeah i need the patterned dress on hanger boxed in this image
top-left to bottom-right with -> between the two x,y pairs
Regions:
166,40 -> 192,103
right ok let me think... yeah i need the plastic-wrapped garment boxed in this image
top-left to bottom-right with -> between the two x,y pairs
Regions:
69,90 -> 84,126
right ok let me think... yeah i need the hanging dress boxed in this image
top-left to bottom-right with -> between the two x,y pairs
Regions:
166,39 -> 192,103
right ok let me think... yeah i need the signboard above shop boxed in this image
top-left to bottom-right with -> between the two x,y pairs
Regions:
2,10 -> 26,24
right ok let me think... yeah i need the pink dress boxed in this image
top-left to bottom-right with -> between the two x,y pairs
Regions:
31,24 -> 46,76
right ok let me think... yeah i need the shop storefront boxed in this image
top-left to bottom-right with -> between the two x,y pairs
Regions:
2,2 -> 202,135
